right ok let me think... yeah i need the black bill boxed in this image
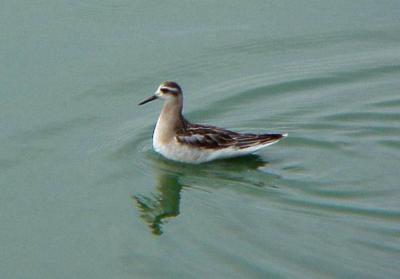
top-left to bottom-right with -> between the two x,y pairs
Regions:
138,95 -> 157,105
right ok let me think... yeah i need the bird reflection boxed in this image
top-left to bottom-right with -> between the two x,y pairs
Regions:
132,173 -> 183,235
132,154 -> 268,235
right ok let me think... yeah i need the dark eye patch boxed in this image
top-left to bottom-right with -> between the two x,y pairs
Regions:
160,88 -> 169,93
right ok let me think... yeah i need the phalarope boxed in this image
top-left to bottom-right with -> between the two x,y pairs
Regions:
139,81 -> 287,163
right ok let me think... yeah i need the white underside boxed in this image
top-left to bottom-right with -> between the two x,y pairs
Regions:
153,138 -> 281,164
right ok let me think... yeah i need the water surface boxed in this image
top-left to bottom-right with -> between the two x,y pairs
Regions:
1,1 -> 400,278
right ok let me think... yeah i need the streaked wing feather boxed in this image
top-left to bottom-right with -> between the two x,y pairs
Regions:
176,124 -> 237,148
176,123 -> 283,149
235,133 -> 283,149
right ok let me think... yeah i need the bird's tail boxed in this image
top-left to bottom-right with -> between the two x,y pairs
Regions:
236,133 -> 287,149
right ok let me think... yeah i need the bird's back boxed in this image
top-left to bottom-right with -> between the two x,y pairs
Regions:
176,122 -> 285,150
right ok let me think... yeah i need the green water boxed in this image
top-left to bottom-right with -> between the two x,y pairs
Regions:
1,1 -> 400,278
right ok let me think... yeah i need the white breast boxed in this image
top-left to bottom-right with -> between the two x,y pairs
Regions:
153,136 -> 210,163
152,135 -> 277,163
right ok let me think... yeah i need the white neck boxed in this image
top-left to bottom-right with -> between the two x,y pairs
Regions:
153,97 -> 185,144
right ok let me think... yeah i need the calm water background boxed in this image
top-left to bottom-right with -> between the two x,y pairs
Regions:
1,1 -> 400,278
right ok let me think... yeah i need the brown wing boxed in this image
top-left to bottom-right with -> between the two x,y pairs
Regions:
176,123 -> 284,149
176,123 -> 238,149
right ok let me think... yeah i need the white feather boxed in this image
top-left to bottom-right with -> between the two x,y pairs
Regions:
153,138 -> 280,164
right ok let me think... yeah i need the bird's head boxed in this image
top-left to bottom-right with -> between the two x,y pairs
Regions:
139,81 -> 182,105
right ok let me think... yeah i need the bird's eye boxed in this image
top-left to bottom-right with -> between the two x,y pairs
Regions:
160,88 -> 168,93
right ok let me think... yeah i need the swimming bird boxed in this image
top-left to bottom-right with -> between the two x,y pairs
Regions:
139,81 -> 287,163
